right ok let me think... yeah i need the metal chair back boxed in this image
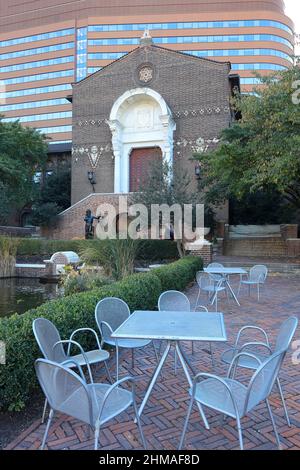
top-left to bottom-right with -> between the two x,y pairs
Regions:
274,316 -> 298,353
196,272 -> 211,290
249,265 -> 268,283
33,318 -> 66,363
158,290 -> 190,312
207,262 -> 224,282
245,350 -> 285,413
35,359 -> 92,425
95,297 -> 130,343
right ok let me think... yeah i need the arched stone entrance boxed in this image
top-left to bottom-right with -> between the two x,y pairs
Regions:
107,87 -> 176,193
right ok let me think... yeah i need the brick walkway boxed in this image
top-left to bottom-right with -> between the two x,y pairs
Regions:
6,273 -> 300,451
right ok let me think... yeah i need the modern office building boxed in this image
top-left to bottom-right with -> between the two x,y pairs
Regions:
0,0 -> 294,156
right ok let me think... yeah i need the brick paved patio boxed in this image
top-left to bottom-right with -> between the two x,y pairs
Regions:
6,273 -> 300,451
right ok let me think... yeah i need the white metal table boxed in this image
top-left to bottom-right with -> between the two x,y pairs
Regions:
112,310 -> 227,426
204,267 -> 247,306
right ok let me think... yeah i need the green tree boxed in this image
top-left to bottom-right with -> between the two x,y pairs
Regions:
0,117 -> 47,222
196,66 -> 300,213
30,166 -> 71,227
131,160 -> 205,257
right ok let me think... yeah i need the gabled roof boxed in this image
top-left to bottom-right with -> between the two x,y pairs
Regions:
72,43 -> 231,88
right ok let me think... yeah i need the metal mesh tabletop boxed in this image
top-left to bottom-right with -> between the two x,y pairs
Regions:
112,311 -> 227,342
204,267 -> 247,275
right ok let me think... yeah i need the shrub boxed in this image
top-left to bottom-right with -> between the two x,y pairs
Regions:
16,238 -> 178,261
0,256 -> 201,411
153,256 -> 203,291
0,236 -> 19,278
79,239 -> 140,280
60,267 -> 112,296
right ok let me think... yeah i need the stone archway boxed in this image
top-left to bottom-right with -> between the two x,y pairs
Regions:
107,88 -> 176,193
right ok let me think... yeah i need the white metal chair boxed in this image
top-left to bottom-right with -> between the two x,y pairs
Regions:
158,290 -> 190,312
237,265 -> 268,301
33,318 -> 111,423
158,291 -> 191,371
35,359 -> 147,450
207,262 -> 224,282
194,305 -> 215,367
95,297 -> 158,380
196,272 -> 226,312
179,349 -> 286,450
221,316 -> 298,427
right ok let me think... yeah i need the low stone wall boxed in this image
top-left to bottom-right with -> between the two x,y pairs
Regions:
224,237 -> 288,257
222,224 -> 299,258
15,264 -> 47,278
43,192 -> 127,240
0,226 -> 38,238
286,239 -> 300,258
185,241 -> 212,265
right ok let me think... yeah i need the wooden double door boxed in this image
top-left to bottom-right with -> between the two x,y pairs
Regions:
129,147 -> 162,192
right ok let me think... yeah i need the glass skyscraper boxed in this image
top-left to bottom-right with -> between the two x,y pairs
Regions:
0,0 -> 294,151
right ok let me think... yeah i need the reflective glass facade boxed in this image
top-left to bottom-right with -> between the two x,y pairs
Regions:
0,1 -> 294,144
88,19 -> 293,35
0,98 -> 70,112
3,111 -> 72,122
89,33 -> 292,47
76,28 -> 88,80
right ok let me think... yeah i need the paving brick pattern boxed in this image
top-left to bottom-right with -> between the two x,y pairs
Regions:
6,274 -> 300,451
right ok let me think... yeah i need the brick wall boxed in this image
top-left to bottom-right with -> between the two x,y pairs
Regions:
42,193 -> 125,240
71,44 -> 232,211
224,237 -> 288,257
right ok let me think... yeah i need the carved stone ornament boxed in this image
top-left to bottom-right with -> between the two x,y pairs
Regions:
139,66 -> 153,83
72,144 -> 113,169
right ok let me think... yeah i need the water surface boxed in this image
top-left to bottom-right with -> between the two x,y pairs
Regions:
0,278 -> 61,317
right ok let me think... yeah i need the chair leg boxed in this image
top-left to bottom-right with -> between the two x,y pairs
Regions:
225,287 -> 230,305
266,399 -> 282,450
248,284 -> 251,297
237,281 -> 242,298
209,342 -> 215,369
174,348 -> 178,375
104,360 -> 113,384
116,345 -> 120,382
41,408 -> 54,450
236,417 -> 244,450
195,289 -> 201,311
178,397 -> 194,450
276,378 -> 291,427
41,397 -> 48,424
152,341 -> 159,363
257,283 -> 260,302
94,425 -> 100,451
133,397 -> 147,449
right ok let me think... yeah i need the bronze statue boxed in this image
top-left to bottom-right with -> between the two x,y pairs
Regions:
84,209 -> 100,239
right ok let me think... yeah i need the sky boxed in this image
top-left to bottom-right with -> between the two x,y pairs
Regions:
284,0 -> 300,53
284,0 -> 300,33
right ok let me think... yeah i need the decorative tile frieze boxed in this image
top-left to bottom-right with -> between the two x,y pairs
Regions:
174,136 -> 220,154
76,118 -> 107,128
72,143 -> 113,168
174,106 -> 230,118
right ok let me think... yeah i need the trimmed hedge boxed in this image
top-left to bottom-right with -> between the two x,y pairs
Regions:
0,256 -> 202,411
16,238 -> 179,261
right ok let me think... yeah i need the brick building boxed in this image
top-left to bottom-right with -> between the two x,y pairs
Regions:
0,0 -> 294,157
46,34 -> 233,239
